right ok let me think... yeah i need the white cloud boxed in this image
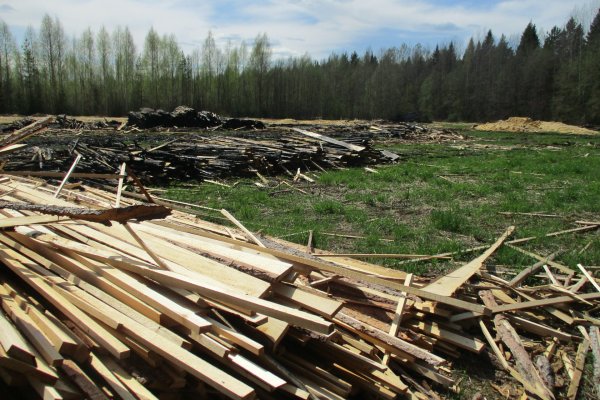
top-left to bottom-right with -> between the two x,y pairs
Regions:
2,0 -> 598,58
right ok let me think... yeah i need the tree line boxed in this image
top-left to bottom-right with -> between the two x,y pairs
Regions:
0,10 -> 599,124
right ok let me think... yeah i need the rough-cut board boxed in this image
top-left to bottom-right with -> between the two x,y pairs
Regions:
0,214 -> 67,229
0,308 -> 37,365
291,128 -> 366,152
272,283 -> 343,317
423,226 -> 514,297
71,221 -> 271,298
566,339 -> 590,400
0,245 -> 131,360
109,260 -> 334,335
152,220 -> 489,314
334,313 -> 446,366
137,222 -> 293,281
480,291 -> 555,400
0,200 -> 171,224
405,320 -> 485,353
491,292 -> 600,313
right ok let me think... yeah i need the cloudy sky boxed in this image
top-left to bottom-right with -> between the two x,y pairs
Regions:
1,0 -> 599,58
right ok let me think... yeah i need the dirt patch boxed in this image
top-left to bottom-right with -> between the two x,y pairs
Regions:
475,117 -> 598,135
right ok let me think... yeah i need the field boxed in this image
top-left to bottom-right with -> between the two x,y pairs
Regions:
2,116 -> 600,399
162,127 -> 600,276
158,125 -> 600,398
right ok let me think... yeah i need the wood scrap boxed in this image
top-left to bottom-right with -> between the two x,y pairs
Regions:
0,200 -> 170,224
0,176 -> 596,400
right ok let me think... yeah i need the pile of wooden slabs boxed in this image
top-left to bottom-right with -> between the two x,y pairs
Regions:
0,175 -> 598,400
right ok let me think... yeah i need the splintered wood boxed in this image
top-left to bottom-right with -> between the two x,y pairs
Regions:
0,175 -> 598,400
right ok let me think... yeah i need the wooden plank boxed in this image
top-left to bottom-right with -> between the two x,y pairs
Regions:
0,143 -> 27,154
3,231 -> 165,327
25,305 -> 80,356
0,245 -> 131,359
54,154 -> 82,198
0,116 -> 52,147
61,359 -> 109,400
423,226 -> 514,296
383,273 -> 413,365
590,326 -> 600,396
46,236 -> 331,334
406,320 -> 485,353
566,339 -> 590,400
0,215 -> 67,229
0,291 -> 63,367
313,253 -> 450,259
480,291 -> 554,400
0,309 -> 36,364
123,222 -> 170,271
114,162 -> 127,208
206,316 -> 265,356
507,315 -> 574,342
151,220 -> 488,314
125,166 -> 154,203
42,239 -> 213,334
0,341 -> 57,384
119,315 -> 256,400
99,355 -> 159,400
88,352 -> 137,400
491,292 -> 600,314
28,378 -> 65,400
228,353 -> 287,391
64,221 -> 271,298
272,283 -> 342,317
256,317 -> 289,349
577,264 -> 600,292
137,222 -> 293,280
509,253 -> 557,287
103,258 -> 333,334
292,128 -> 365,152
334,313 -> 445,366
507,244 -> 575,275
220,209 -> 266,248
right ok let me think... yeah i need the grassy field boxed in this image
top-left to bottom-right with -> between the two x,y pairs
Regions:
161,128 -> 600,277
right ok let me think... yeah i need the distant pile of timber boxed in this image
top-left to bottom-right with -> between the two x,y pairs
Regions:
0,174 -> 598,399
1,121 -> 400,184
127,106 -> 266,130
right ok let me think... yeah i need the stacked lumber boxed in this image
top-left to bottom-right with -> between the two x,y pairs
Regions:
0,174 -> 599,399
2,128 -> 399,184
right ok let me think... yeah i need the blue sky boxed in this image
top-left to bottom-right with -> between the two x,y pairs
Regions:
1,0 -> 599,59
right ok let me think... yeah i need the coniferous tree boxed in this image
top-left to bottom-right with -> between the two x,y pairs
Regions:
583,8 -> 600,123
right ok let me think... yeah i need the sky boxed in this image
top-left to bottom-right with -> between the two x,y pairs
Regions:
1,0 -> 599,59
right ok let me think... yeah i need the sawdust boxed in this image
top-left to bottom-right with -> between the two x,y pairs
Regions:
475,117 -> 598,135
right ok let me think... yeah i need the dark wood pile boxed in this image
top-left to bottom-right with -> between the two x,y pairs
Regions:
2,129 -> 399,184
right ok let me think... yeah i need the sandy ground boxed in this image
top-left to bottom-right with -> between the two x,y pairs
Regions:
475,117 -> 598,135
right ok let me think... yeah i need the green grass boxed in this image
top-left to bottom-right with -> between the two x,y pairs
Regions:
160,129 -> 600,276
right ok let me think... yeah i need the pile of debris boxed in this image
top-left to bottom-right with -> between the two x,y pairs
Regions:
1,122 -> 399,184
0,173 -> 598,400
54,115 -> 123,131
128,106 -> 266,130
368,123 -> 463,142
475,117 -> 598,135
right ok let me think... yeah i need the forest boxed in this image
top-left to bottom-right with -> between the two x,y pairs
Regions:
0,10 -> 599,124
